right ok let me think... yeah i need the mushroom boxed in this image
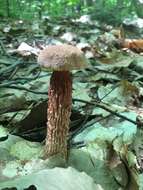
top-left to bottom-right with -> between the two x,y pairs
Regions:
38,44 -> 88,159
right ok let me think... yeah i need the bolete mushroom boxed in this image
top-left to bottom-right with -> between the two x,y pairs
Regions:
38,44 -> 88,158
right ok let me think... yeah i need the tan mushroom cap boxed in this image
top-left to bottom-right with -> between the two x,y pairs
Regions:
38,44 -> 88,71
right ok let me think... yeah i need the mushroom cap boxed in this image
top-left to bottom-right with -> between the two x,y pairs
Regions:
38,44 -> 88,71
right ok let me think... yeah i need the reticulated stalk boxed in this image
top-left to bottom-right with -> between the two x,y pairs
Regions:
45,71 -> 72,158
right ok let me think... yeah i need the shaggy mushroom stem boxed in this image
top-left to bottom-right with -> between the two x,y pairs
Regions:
46,71 -> 72,158
37,44 -> 88,159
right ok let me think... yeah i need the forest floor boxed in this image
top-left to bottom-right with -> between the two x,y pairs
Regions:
0,15 -> 143,190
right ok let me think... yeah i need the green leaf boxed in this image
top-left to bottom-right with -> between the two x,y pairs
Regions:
10,140 -> 43,160
0,167 -> 101,190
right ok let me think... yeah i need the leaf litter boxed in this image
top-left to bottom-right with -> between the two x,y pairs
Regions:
0,15 -> 143,189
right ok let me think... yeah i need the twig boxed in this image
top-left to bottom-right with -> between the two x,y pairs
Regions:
0,83 -> 137,125
0,81 -> 28,87
0,58 -> 22,76
0,85 -> 47,94
0,69 -> 42,87
70,141 -> 86,148
99,84 -> 119,102
69,114 -> 111,141
73,99 -> 137,125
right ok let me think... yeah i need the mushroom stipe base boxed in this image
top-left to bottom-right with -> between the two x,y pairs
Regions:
45,71 -> 72,159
